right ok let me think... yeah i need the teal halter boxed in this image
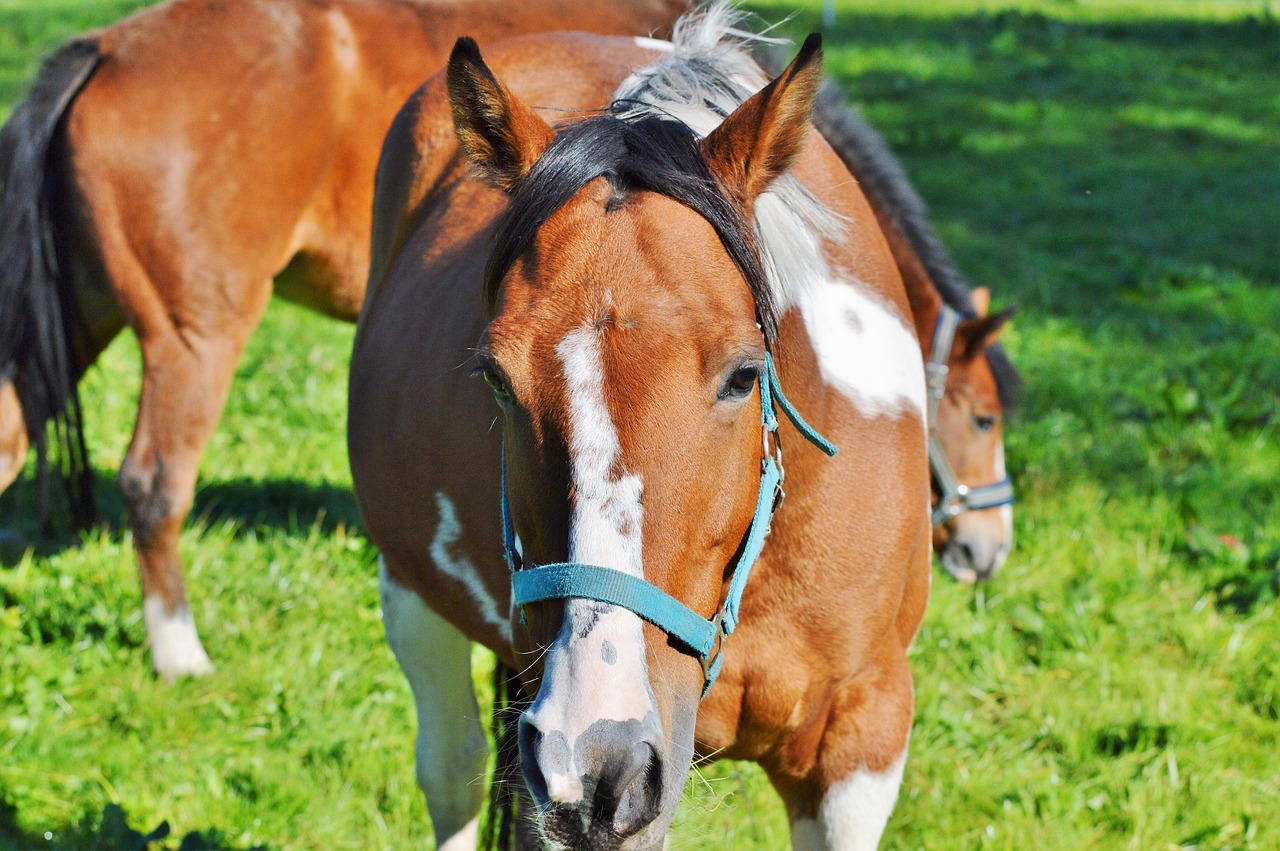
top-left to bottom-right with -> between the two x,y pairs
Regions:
926,305 -> 1015,526
501,352 -> 836,696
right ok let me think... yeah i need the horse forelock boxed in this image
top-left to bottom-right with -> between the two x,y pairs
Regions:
483,3 -> 848,344
484,113 -> 778,338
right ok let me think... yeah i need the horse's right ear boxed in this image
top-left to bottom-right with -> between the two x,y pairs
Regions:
447,37 -> 555,192
701,33 -> 824,205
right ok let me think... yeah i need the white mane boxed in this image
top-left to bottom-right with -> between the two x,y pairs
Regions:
612,4 -> 847,312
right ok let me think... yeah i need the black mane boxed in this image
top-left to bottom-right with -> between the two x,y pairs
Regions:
813,83 -> 1023,412
483,112 -> 780,341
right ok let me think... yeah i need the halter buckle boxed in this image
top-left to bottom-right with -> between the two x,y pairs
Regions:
700,612 -> 729,687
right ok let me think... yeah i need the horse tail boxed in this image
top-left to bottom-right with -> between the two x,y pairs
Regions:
482,660 -> 529,850
0,36 -> 103,527
812,83 -> 1022,412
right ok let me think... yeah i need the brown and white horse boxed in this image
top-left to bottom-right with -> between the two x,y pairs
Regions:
350,9 -> 930,848
0,0 -> 687,677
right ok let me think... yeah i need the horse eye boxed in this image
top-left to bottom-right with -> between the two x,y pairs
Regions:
973,415 -> 997,434
720,365 -> 760,401
475,362 -> 512,400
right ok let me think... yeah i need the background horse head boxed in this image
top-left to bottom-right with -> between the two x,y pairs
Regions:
352,7 -> 931,847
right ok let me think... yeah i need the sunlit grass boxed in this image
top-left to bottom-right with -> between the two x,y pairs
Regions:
2,1 -> 1278,849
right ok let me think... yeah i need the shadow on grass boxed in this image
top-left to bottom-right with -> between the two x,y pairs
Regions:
0,473 -> 362,567
0,799 -> 265,851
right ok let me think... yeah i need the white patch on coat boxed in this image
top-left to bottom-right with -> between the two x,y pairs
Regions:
799,279 -> 926,418
430,491 -> 511,643
379,558 -> 488,848
144,597 -> 214,678
821,750 -> 908,849
521,328 -> 655,805
790,749 -> 908,850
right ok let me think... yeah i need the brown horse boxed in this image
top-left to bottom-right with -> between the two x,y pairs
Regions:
349,8 -> 930,848
0,0 -> 687,677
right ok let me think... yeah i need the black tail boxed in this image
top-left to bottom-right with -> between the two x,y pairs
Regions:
482,661 -> 530,850
812,83 -> 1023,412
0,37 -> 103,528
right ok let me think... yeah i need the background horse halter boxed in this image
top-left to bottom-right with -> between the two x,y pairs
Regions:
811,91 -> 1021,582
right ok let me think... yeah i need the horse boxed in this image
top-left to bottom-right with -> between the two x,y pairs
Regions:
0,0 -> 688,678
348,8 -> 931,848
811,95 -> 1021,582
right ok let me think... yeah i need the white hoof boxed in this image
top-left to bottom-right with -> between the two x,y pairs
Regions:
145,597 -> 215,678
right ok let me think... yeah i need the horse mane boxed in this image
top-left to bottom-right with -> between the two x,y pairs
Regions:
611,4 -> 845,317
810,83 -> 1023,412
0,36 -> 103,527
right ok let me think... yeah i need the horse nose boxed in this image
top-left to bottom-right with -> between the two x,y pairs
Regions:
949,526 -> 1008,581
519,713 -> 665,839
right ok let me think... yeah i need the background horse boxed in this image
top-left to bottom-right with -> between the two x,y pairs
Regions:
350,9 -> 930,848
0,0 -> 686,677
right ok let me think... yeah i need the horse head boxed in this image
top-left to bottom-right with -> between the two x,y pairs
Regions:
931,286 -> 1016,582
448,33 -> 823,847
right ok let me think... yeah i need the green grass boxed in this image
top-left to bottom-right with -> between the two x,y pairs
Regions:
2,0 -> 1279,848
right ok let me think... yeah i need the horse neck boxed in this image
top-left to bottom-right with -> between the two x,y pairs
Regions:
876,212 -> 943,356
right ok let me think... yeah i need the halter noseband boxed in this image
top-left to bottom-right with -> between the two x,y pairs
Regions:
926,305 -> 1015,526
501,353 -> 836,697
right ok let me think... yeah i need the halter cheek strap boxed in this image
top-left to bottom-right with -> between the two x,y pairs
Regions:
501,352 -> 836,697
926,305 -> 1015,526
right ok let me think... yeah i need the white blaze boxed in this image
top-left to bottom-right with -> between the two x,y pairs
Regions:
522,327 -> 655,805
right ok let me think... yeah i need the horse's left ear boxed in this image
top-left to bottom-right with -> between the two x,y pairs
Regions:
701,33 -> 823,205
959,306 -> 1018,362
447,37 -> 555,192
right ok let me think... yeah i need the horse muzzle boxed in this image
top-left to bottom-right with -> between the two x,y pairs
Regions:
520,710 -> 667,846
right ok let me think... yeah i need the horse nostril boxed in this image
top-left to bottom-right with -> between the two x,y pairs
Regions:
517,714 -> 550,806
958,541 -> 975,567
593,739 -> 663,837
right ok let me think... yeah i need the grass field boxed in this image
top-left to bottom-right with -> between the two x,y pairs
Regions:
2,0 -> 1278,848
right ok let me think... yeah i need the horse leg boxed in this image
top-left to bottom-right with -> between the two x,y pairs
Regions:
379,557 -> 489,850
772,650 -> 915,851
120,296 -> 269,678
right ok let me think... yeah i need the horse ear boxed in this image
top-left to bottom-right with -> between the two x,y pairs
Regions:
447,37 -> 555,192
970,286 -> 991,317
701,33 -> 823,204
959,306 -> 1017,362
